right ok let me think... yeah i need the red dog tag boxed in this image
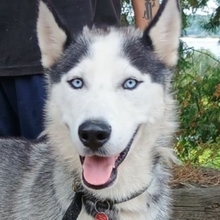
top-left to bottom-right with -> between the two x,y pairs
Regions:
95,212 -> 109,220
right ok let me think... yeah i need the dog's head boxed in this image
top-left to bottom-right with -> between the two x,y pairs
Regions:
37,0 -> 181,194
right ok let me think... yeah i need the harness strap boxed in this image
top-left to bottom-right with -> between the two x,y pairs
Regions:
62,192 -> 83,220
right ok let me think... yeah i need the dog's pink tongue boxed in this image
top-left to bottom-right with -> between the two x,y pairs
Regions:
83,156 -> 115,185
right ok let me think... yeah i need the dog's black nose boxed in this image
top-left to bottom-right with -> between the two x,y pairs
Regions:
78,120 -> 111,151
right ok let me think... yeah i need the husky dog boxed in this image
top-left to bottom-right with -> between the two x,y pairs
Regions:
0,0 -> 181,219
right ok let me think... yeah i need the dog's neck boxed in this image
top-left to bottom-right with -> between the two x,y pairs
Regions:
62,180 -> 152,220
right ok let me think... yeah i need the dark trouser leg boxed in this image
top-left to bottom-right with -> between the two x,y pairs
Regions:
0,78 -> 20,137
15,74 -> 47,139
0,74 -> 47,139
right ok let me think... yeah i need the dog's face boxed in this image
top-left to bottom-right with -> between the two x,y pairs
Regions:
37,0 -> 181,192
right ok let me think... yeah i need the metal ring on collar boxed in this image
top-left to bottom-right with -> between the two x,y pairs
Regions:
94,200 -> 111,213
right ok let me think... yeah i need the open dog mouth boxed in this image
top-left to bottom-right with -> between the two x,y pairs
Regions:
80,129 -> 138,190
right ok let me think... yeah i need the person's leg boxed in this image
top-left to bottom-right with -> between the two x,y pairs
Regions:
15,74 -> 47,139
0,77 -> 20,136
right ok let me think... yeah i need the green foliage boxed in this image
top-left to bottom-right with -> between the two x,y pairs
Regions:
121,0 -> 134,26
174,45 -> 220,167
202,1 -> 220,32
180,0 -> 220,33
177,138 -> 220,168
192,138 -> 220,168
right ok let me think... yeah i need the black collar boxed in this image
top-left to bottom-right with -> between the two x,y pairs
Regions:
62,182 -> 150,220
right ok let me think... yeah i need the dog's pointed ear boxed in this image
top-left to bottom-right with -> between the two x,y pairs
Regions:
37,0 -> 70,68
143,0 -> 181,67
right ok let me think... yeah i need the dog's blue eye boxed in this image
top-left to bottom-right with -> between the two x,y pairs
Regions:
123,78 -> 139,90
69,78 -> 84,89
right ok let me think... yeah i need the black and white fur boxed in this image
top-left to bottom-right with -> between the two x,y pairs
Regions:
0,0 -> 181,219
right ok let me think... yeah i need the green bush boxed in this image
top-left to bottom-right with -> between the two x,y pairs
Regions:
174,44 -> 220,168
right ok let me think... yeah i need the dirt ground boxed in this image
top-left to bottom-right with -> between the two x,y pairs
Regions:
171,163 -> 220,188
